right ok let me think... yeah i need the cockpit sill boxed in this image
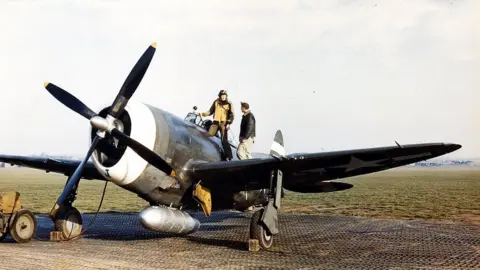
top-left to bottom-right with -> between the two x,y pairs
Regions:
184,106 -> 239,149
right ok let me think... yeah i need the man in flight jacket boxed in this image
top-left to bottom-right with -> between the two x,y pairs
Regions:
199,90 -> 234,161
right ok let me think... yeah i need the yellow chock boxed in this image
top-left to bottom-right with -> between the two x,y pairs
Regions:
50,231 -> 64,242
193,183 -> 212,216
248,239 -> 260,252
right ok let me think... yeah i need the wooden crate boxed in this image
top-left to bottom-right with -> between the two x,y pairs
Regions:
0,191 -> 22,214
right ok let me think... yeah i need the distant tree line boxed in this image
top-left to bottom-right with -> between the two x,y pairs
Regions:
414,160 -> 473,167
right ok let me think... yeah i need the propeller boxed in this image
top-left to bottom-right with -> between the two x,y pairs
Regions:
45,42 -> 176,218
108,43 -> 156,118
44,82 -> 97,120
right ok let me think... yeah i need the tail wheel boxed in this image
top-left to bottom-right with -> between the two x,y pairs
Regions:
249,208 -> 273,249
9,209 -> 37,243
55,206 -> 83,239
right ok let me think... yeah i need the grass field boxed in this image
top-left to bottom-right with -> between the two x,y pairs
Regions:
0,167 -> 479,224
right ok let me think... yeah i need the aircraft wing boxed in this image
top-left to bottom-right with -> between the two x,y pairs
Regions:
0,155 -> 105,180
187,142 -> 461,193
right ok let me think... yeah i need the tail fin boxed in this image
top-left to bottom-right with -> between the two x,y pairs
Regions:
270,130 -> 285,159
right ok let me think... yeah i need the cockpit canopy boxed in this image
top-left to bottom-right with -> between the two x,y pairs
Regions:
184,106 -> 238,147
184,109 -> 209,130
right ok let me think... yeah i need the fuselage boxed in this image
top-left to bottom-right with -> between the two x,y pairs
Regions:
89,100 -> 267,212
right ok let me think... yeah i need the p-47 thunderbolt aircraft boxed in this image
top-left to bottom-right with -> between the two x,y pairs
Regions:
0,43 -> 461,249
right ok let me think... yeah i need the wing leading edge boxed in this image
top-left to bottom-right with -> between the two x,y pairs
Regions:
0,155 -> 105,180
187,143 -> 461,192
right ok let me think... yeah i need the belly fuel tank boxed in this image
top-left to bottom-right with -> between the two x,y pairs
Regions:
139,206 -> 201,235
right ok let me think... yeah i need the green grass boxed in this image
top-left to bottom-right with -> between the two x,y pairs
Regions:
0,167 -> 479,224
0,168 -> 149,213
282,168 -> 480,223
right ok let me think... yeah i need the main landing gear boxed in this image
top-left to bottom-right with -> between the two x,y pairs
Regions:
53,204 -> 83,239
249,169 -> 283,250
192,171 -> 283,251
50,178 -> 83,240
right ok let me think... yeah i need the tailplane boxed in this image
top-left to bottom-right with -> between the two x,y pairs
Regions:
270,130 -> 285,159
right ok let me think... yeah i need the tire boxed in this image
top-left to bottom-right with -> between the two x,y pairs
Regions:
9,209 -> 37,243
55,206 -> 83,240
249,209 -> 273,250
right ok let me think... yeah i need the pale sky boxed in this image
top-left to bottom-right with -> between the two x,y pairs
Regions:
0,0 -> 478,159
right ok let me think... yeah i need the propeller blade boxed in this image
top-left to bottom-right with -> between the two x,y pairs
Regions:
108,42 -> 157,118
44,82 -> 97,120
110,128 -> 176,176
50,136 -> 101,216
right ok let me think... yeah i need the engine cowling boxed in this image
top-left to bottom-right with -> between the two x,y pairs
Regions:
90,100 -> 163,186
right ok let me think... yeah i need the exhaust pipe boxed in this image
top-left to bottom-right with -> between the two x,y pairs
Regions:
139,206 -> 200,235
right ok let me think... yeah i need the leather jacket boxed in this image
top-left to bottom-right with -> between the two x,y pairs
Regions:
239,112 -> 256,139
201,99 -> 234,124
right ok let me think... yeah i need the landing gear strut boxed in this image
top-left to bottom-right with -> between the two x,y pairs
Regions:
249,169 -> 282,250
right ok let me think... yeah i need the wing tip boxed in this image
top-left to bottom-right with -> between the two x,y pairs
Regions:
444,143 -> 462,153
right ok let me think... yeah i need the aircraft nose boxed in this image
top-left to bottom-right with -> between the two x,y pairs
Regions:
443,143 -> 462,153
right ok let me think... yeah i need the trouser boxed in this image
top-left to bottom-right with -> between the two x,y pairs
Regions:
237,137 -> 254,160
208,121 -> 233,160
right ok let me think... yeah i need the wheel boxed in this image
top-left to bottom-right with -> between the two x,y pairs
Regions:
249,208 -> 273,250
9,209 -> 37,243
55,206 -> 83,239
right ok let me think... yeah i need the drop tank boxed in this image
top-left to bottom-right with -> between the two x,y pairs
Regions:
139,206 -> 201,235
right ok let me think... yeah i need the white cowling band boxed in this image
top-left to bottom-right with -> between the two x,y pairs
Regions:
91,99 -> 157,186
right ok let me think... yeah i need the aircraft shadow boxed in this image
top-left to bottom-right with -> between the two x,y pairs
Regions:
184,236 -> 248,251
27,211 -> 250,250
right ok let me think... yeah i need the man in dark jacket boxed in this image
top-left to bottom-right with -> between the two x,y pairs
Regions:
237,101 -> 255,160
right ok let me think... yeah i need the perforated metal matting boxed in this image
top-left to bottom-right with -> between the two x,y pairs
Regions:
0,212 -> 479,269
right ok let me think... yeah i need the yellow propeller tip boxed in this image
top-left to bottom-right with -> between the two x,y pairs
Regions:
44,82 -> 49,87
151,42 -> 157,48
